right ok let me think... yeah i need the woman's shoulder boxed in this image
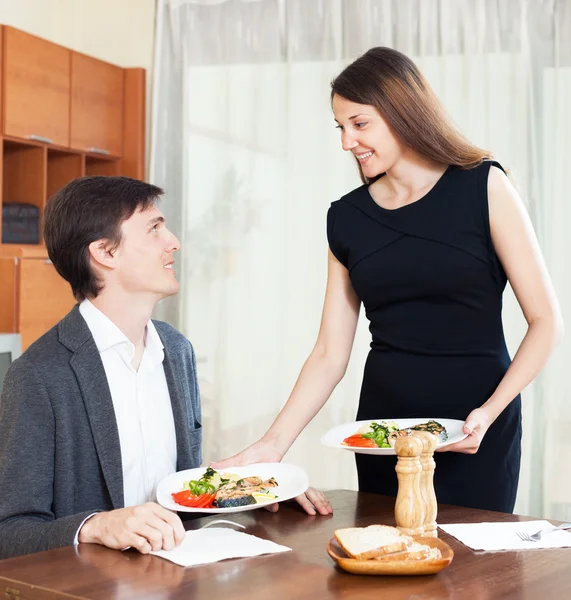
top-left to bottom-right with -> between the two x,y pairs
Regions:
453,159 -> 506,180
330,183 -> 369,211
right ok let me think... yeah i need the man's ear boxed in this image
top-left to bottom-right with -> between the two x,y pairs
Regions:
88,240 -> 117,270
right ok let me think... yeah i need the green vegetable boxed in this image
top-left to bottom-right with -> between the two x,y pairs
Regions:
362,421 -> 399,448
201,467 -> 223,490
185,479 -> 216,495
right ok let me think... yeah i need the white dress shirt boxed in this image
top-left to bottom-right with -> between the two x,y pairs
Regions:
79,299 -> 178,507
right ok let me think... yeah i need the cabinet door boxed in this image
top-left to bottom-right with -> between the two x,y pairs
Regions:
71,52 -> 124,157
0,258 -> 17,333
3,27 -> 70,146
18,259 -> 76,350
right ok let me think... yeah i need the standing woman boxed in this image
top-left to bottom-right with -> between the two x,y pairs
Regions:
214,47 -> 563,512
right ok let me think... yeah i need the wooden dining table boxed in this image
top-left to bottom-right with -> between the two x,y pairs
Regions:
0,489 -> 570,599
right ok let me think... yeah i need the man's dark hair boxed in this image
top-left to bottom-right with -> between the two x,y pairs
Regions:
44,176 -> 164,301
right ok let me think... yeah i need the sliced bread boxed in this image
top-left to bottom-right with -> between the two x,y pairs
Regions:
334,525 -> 412,560
375,541 -> 431,561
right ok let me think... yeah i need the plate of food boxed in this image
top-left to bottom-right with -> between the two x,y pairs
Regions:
320,418 -> 467,455
327,524 -> 454,576
156,462 -> 309,513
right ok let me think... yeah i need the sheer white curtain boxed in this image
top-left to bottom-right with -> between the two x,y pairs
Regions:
151,0 -> 571,519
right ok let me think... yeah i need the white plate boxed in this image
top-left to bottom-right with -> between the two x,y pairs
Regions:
320,418 -> 468,455
157,462 -> 309,514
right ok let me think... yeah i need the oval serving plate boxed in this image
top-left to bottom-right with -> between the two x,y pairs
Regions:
157,462 -> 309,514
327,536 -> 454,576
321,418 -> 468,456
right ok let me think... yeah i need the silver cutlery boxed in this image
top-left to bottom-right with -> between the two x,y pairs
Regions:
516,522 -> 571,542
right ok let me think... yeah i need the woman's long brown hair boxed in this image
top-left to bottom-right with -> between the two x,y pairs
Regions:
331,47 -> 491,184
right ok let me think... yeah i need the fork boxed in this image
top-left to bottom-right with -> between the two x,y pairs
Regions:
516,522 -> 571,542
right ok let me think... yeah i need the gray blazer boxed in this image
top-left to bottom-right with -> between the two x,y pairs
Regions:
0,305 -> 202,559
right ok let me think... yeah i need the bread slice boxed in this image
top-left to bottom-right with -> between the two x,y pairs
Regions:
427,547 -> 442,560
334,525 -> 412,560
375,541 -> 432,562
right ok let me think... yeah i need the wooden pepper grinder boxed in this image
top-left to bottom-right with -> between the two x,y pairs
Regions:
394,434 -> 425,536
412,431 -> 438,537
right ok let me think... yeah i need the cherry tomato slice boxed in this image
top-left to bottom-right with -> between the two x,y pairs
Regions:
172,490 -> 193,503
172,491 -> 216,508
195,493 -> 216,508
342,434 -> 377,448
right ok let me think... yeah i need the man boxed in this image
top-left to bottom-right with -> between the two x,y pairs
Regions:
0,177 -> 331,560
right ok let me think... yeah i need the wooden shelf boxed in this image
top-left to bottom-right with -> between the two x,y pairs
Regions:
1,139 -> 46,245
85,155 -> 121,177
1,134 -> 82,154
47,149 -> 84,200
3,140 -> 46,210
0,244 -> 48,258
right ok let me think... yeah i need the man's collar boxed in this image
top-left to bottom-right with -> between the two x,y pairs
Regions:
78,299 -> 164,366
79,299 -> 130,353
58,302 -> 164,364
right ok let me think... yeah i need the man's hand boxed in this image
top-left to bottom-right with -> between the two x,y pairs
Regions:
78,502 -> 185,554
436,407 -> 492,454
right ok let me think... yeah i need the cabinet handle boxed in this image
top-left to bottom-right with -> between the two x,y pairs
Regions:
27,134 -> 54,144
87,147 -> 110,155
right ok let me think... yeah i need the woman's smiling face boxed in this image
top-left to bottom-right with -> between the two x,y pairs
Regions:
332,94 -> 404,178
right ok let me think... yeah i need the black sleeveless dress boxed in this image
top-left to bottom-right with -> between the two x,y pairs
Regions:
327,161 -> 521,512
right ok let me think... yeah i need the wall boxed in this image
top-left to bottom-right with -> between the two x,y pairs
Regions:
0,0 -> 156,167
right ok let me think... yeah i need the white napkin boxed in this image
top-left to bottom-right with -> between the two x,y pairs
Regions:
439,520 -> 571,552
152,527 -> 291,567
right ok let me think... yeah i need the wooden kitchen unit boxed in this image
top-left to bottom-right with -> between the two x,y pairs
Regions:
0,25 -> 146,350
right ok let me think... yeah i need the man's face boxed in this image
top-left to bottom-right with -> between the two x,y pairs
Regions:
112,205 -> 181,299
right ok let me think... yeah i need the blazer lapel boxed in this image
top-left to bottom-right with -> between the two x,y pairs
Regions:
162,344 -> 193,471
60,307 -> 124,509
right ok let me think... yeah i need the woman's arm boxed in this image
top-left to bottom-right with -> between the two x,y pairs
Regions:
440,165 -> 564,453
261,249 -> 362,455
213,249 -> 361,463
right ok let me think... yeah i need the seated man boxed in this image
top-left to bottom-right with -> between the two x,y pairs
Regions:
0,176 -> 332,559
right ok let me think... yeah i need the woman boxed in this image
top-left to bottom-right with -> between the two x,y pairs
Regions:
214,47 -> 563,512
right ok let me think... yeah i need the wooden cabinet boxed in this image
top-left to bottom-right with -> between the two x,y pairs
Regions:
71,52 -> 124,157
0,25 -> 145,348
3,141 -> 46,241
0,257 -> 75,350
0,258 -> 17,333
3,27 -> 70,147
122,69 -> 146,180
19,258 -> 76,349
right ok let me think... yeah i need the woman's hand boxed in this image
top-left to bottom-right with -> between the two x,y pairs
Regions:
436,407 -> 492,454
294,487 -> 333,515
210,439 -> 283,469
211,442 -> 333,516
264,487 -> 334,516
